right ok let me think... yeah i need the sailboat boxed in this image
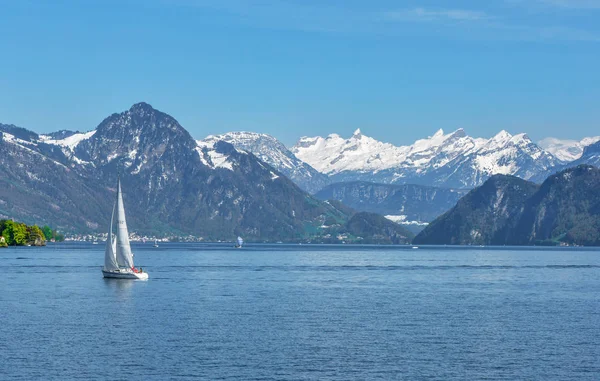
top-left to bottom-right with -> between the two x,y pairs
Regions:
153,239 -> 159,248
235,236 -> 243,248
102,178 -> 148,280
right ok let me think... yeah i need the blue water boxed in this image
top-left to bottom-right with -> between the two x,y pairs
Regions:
1,243 -> 599,380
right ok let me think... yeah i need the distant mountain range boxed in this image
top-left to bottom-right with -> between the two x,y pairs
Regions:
0,103 -> 412,243
2,103 -> 599,244
314,181 -> 467,233
198,127 -> 600,194
414,165 -> 600,246
292,128 -> 564,189
538,136 -> 600,162
200,132 -> 330,194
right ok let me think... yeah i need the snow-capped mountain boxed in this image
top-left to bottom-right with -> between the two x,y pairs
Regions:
557,140 -> 600,170
538,136 -> 600,162
200,132 -> 329,193
0,103 -> 412,243
292,129 -> 561,188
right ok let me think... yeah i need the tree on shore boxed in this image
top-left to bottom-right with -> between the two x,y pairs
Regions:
0,220 -> 51,246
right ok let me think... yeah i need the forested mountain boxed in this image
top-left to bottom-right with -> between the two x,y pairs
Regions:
414,165 -> 600,246
0,103 -> 410,243
315,181 -> 466,228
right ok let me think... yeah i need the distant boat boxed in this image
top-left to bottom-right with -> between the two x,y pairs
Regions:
92,240 -> 99,245
153,240 -> 159,248
102,178 -> 148,280
235,236 -> 243,248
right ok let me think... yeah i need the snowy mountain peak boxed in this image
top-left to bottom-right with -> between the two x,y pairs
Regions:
203,131 -> 277,147
491,130 -> 512,142
129,102 -> 154,114
199,131 -> 330,193
352,128 -> 362,138
538,136 -> 600,162
42,130 -> 96,152
292,128 -> 561,188
432,129 -> 444,138
450,128 -> 466,138
195,139 -> 239,171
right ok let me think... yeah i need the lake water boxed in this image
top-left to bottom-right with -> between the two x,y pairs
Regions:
1,243 -> 599,380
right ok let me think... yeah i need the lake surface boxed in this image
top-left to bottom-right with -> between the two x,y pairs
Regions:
1,243 -> 599,380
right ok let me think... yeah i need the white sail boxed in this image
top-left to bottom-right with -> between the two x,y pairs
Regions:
103,203 -> 119,271
237,236 -> 243,246
115,178 -> 135,269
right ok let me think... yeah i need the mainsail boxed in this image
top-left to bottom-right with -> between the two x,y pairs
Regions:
237,236 -> 243,246
115,178 -> 135,269
103,204 -> 119,271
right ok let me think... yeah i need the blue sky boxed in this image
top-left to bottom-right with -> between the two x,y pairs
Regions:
1,0 -> 599,146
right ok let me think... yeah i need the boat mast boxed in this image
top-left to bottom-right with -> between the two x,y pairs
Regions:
103,203 -> 119,271
115,177 -> 135,269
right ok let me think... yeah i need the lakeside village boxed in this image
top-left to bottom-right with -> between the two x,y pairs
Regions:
0,218 -> 185,247
64,232 -> 194,244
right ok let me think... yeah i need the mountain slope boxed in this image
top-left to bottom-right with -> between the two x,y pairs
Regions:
292,129 -> 561,188
538,136 -> 600,162
536,141 -> 600,182
0,129 -> 109,230
345,212 -> 414,244
0,104 -> 409,243
200,132 -> 329,193
315,181 -> 466,226
513,165 -> 600,246
568,141 -> 600,168
414,165 -> 600,246
413,175 -> 538,245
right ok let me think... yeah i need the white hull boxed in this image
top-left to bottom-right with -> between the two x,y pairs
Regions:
102,269 -> 149,280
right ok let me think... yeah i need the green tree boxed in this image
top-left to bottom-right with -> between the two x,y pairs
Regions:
41,225 -> 53,241
2,220 -> 15,245
12,223 -> 28,245
28,225 -> 45,245
54,230 -> 65,242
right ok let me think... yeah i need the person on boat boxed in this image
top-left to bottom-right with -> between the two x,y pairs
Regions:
139,267 -> 143,273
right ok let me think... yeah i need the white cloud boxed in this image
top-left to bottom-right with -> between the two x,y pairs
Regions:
165,0 -> 600,42
538,0 -> 600,8
386,7 -> 489,22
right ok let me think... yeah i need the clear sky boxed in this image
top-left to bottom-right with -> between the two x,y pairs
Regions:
1,0 -> 599,146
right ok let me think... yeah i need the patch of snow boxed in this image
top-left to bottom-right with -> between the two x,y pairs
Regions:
2,133 -> 70,170
539,136 -> 600,162
292,127 -> 559,186
384,215 -> 429,226
195,140 -> 234,171
45,130 -> 96,151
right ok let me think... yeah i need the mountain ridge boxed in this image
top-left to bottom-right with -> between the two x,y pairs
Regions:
200,131 -> 329,193
414,165 -> 600,246
314,181 -> 467,229
291,128 -> 562,189
0,103 -> 411,243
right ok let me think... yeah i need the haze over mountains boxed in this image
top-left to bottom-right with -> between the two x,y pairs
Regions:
539,136 -> 600,162
0,103 -> 413,243
292,128 -> 567,189
414,165 -> 600,246
200,132 -> 330,194
1,101 -> 599,242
